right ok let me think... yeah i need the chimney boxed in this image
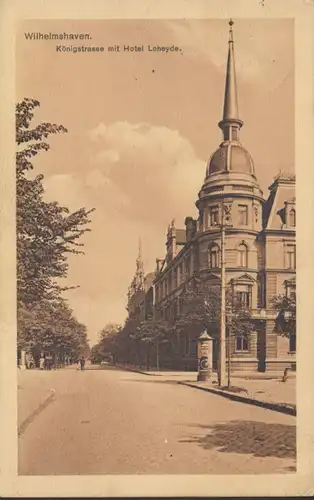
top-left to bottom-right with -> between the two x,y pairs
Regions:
185,217 -> 197,241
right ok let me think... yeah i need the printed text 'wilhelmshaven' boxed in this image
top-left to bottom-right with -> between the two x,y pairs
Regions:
24,32 -> 91,40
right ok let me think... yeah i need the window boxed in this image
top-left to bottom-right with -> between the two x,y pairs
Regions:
238,243 -> 248,267
236,335 -> 249,351
209,244 -> 220,268
173,302 -> 177,320
185,257 -> 190,277
177,298 -> 181,316
289,333 -> 296,353
168,274 -> 172,293
179,263 -> 183,284
176,266 -> 181,287
210,206 -> 219,226
231,126 -> 238,141
285,245 -> 296,269
236,291 -> 251,308
285,278 -> 296,298
235,284 -> 252,309
238,205 -> 248,225
289,209 -> 296,227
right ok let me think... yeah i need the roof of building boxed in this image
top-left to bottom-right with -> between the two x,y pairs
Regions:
263,175 -> 296,230
206,143 -> 255,177
204,20 -> 257,181
144,272 -> 155,290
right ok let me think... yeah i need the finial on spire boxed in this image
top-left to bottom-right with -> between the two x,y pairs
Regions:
218,17 -> 243,141
229,18 -> 234,42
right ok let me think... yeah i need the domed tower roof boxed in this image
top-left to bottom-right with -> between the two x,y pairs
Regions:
206,143 -> 255,177
204,19 -> 257,181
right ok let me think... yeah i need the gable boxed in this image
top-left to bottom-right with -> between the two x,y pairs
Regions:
230,274 -> 256,284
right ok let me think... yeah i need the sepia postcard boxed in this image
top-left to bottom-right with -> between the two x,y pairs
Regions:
0,0 -> 314,497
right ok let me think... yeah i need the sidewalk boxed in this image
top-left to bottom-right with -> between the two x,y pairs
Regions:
18,369 -> 56,435
114,364 -> 296,416
179,376 -> 296,416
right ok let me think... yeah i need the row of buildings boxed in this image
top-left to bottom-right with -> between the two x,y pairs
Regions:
126,21 -> 296,373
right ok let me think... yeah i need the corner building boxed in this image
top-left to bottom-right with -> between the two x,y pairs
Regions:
152,22 -> 296,372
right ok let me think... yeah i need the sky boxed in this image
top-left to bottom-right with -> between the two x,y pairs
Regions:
16,19 -> 294,345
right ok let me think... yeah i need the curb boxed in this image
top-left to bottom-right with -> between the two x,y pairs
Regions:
178,382 -> 296,417
18,389 -> 56,437
112,365 -> 161,376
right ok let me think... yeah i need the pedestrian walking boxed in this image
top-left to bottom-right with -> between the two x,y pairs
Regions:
46,355 -> 52,370
79,356 -> 85,371
39,356 -> 45,370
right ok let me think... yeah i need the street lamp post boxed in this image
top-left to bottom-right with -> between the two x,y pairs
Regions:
219,222 -> 227,387
226,318 -> 232,388
213,200 -> 233,387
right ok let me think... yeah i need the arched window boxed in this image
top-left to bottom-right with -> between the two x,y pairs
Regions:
238,243 -> 248,268
209,244 -> 220,268
289,208 -> 296,227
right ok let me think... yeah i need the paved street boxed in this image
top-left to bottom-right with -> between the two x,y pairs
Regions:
18,365 -> 296,475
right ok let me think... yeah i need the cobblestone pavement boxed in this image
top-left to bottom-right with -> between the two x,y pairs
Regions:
18,365 -> 296,475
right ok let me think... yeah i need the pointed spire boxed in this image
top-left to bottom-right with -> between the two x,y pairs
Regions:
135,237 -> 144,290
223,19 -> 238,120
219,19 -> 243,142
137,237 -> 142,262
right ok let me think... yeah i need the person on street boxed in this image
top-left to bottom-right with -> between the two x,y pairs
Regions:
79,356 -> 85,371
39,355 -> 45,370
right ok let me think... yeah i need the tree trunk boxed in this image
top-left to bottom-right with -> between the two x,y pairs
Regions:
156,340 -> 160,371
146,344 -> 151,371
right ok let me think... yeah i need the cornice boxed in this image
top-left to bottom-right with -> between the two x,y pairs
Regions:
196,228 -> 261,240
260,228 -> 296,237
197,191 -> 265,205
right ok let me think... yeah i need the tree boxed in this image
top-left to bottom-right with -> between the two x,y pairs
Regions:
271,291 -> 296,338
17,298 -> 89,365
16,98 -> 95,306
177,284 -> 252,337
134,318 -> 171,371
175,283 -> 254,386
91,323 -> 122,364
16,98 -> 94,360
98,323 -> 122,343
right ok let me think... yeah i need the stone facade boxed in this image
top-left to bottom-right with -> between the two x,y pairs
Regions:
126,21 -> 296,373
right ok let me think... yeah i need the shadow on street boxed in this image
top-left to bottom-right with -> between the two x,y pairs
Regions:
180,420 -> 296,460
